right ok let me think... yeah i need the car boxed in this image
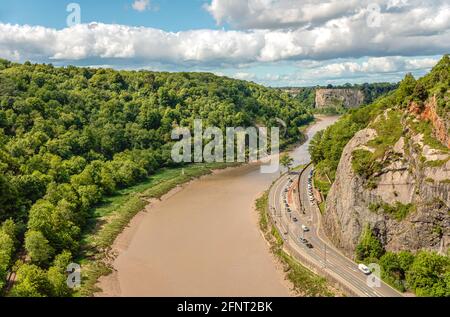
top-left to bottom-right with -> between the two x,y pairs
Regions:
285,203 -> 289,208
358,264 -> 371,275
286,208 -> 291,213
300,238 -> 313,248
292,217 -> 298,222
302,225 -> 310,232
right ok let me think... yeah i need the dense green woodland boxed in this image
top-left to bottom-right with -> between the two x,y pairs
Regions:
309,55 -> 450,296
0,59 -> 313,296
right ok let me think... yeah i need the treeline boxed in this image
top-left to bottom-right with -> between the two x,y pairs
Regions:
0,59 -> 313,296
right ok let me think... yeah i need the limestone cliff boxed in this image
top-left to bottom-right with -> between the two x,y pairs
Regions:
324,103 -> 450,258
315,89 -> 365,109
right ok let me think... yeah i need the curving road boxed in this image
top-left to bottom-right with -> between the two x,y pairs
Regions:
268,164 -> 403,297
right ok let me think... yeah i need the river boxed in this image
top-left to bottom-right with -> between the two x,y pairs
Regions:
97,115 -> 340,296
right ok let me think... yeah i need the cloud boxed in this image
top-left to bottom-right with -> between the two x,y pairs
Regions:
132,0 -> 151,12
205,0 -> 360,30
0,0 -> 448,82
204,0 -> 450,35
232,72 -> 257,80
0,21 -> 448,67
225,56 -> 440,87
306,56 -> 440,78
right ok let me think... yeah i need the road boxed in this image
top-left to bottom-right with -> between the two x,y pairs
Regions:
268,164 -> 403,297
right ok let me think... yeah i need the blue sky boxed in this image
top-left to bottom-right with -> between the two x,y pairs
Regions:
0,0 -> 449,87
0,0 -> 217,31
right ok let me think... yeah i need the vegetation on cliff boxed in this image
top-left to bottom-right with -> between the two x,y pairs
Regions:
309,55 -> 449,198
312,55 -> 450,297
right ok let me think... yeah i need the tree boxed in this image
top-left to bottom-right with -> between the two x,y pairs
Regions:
379,252 -> 405,291
24,230 -> 54,266
0,230 -> 14,289
1,218 -> 18,242
355,225 -> 384,261
10,263 -> 51,297
47,251 -> 73,297
280,154 -> 294,172
406,251 -> 450,297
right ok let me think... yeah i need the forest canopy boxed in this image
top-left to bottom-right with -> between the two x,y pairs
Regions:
0,59 -> 313,295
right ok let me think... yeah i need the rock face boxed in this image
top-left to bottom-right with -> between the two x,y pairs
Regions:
324,110 -> 450,258
409,95 -> 450,148
315,89 -> 365,109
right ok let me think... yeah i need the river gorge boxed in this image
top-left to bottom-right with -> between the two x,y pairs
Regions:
97,116 -> 340,296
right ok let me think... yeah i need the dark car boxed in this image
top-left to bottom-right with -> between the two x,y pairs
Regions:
292,217 -> 298,222
301,238 -> 313,248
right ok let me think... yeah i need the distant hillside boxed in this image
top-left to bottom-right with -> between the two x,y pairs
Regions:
315,88 -> 364,109
279,83 -> 398,112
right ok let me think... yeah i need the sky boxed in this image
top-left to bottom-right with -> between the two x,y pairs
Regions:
0,0 -> 449,87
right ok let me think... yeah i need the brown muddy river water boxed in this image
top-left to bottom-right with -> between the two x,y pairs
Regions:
97,116 -> 339,297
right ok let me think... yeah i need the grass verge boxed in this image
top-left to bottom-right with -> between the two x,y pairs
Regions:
76,162 -> 237,296
255,192 -> 335,297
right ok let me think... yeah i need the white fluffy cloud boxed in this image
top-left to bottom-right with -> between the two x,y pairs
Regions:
307,56 -> 440,78
132,0 -> 151,12
228,56 -> 440,86
0,0 -> 448,86
205,0 -> 360,29
205,0 -> 450,35
0,19 -> 448,66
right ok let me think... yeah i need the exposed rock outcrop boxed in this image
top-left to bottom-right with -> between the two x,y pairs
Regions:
409,95 -> 450,149
323,111 -> 450,258
315,89 -> 365,109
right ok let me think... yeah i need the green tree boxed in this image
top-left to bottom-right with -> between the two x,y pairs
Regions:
379,252 -> 406,291
355,225 -> 384,261
0,230 -> 14,289
47,251 -> 72,297
406,251 -> 450,297
10,264 -> 51,297
24,230 -> 54,266
280,154 -> 294,172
